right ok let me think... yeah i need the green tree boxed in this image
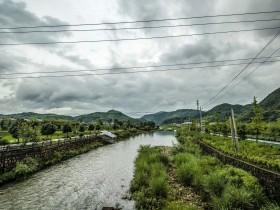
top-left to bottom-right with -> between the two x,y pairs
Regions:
21,123 -> 38,143
79,124 -> 86,133
237,124 -> 247,140
214,112 -> 221,135
8,123 -> 20,142
95,124 -> 101,131
62,124 -> 72,138
41,123 -> 57,139
251,96 -> 264,142
88,124 -> 95,133
0,120 -> 4,130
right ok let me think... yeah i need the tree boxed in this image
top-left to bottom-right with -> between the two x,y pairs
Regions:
79,124 -> 86,133
214,112 -> 221,135
95,124 -> 101,131
251,96 -> 264,142
0,120 -> 4,130
88,124 -> 95,132
21,123 -> 38,143
238,124 -> 247,140
220,122 -> 229,137
41,123 -> 57,139
8,123 -> 20,142
62,124 -> 72,138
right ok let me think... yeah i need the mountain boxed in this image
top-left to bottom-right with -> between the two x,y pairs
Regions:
239,87 -> 280,122
0,112 -> 74,121
74,110 -> 141,123
141,109 -> 200,125
205,103 -> 251,121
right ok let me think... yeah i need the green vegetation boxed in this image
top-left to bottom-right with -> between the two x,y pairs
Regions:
130,129 -> 278,209
0,114 -> 157,144
198,132 -> 280,172
174,129 -> 277,209
0,142 -> 102,185
130,145 -> 184,209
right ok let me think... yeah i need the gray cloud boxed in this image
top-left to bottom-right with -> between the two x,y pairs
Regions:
0,0 -> 279,117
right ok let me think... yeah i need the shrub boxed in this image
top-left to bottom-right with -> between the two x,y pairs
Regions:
164,201 -> 198,210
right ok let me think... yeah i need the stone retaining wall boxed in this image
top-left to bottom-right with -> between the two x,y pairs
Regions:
0,136 -> 102,174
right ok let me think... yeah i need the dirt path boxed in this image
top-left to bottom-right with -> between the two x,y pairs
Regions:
162,147 -> 205,209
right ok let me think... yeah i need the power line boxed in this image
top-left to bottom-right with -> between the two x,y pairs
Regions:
1,26 -> 279,46
1,10 -> 280,30
201,29 -> 280,108
205,46 -> 280,108
1,59 -> 279,80
1,18 -> 280,34
1,55 -> 280,76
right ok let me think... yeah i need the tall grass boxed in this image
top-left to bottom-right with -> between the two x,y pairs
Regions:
173,130 -> 269,210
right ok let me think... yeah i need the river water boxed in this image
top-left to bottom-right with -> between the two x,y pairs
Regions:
0,131 -> 177,210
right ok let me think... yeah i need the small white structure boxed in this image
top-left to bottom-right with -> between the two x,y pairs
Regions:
100,130 -> 117,139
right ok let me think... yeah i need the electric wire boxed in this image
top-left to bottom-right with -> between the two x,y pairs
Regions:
0,26 -> 279,46
201,29 -> 280,108
1,59 -> 279,80
205,46 -> 280,108
1,18 -> 279,34
1,55 -> 280,76
1,10 -> 280,30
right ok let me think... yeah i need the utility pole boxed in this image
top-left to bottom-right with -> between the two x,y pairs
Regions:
199,107 -> 203,132
196,100 -> 199,131
231,109 -> 239,152
229,109 -> 239,153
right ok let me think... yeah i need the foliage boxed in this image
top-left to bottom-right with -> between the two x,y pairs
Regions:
251,96 -> 265,141
62,124 -> 72,137
41,123 -> 57,138
174,130 -> 269,209
200,132 -> 280,172
130,146 -> 169,209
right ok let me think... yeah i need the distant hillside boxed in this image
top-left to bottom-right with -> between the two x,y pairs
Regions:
74,110 -> 141,123
141,109 -> 200,125
205,103 -> 251,122
239,87 -> 280,122
0,112 -> 74,121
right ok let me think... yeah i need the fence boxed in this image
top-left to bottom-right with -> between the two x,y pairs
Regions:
0,135 -> 103,174
197,140 -> 280,201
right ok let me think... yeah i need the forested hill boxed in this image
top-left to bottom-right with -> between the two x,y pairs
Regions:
205,103 -> 251,121
0,112 -> 73,121
0,110 -> 141,124
141,109 -> 200,125
239,87 -> 280,122
74,110 -> 140,123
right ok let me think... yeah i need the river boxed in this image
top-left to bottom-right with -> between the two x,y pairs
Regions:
0,131 -> 177,210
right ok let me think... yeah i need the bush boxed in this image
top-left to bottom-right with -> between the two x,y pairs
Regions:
164,201 -> 198,210
0,139 -> 9,145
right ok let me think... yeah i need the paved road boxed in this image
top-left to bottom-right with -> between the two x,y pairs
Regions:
210,133 -> 280,146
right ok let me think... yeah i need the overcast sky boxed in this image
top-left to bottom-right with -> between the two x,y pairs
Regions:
0,0 -> 279,117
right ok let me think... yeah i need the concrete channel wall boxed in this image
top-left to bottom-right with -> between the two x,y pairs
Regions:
0,136 -> 103,174
197,140 -> 280,201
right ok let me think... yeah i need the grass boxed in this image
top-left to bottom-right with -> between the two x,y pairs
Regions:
174,129 -> 279,209
198,131 -> 280,172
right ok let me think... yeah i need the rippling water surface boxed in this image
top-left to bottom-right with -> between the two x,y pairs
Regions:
0,131 -> 177,210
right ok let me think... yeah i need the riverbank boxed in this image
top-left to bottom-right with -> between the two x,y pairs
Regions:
0,129 -> 151,187
130,130 -> 279,209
